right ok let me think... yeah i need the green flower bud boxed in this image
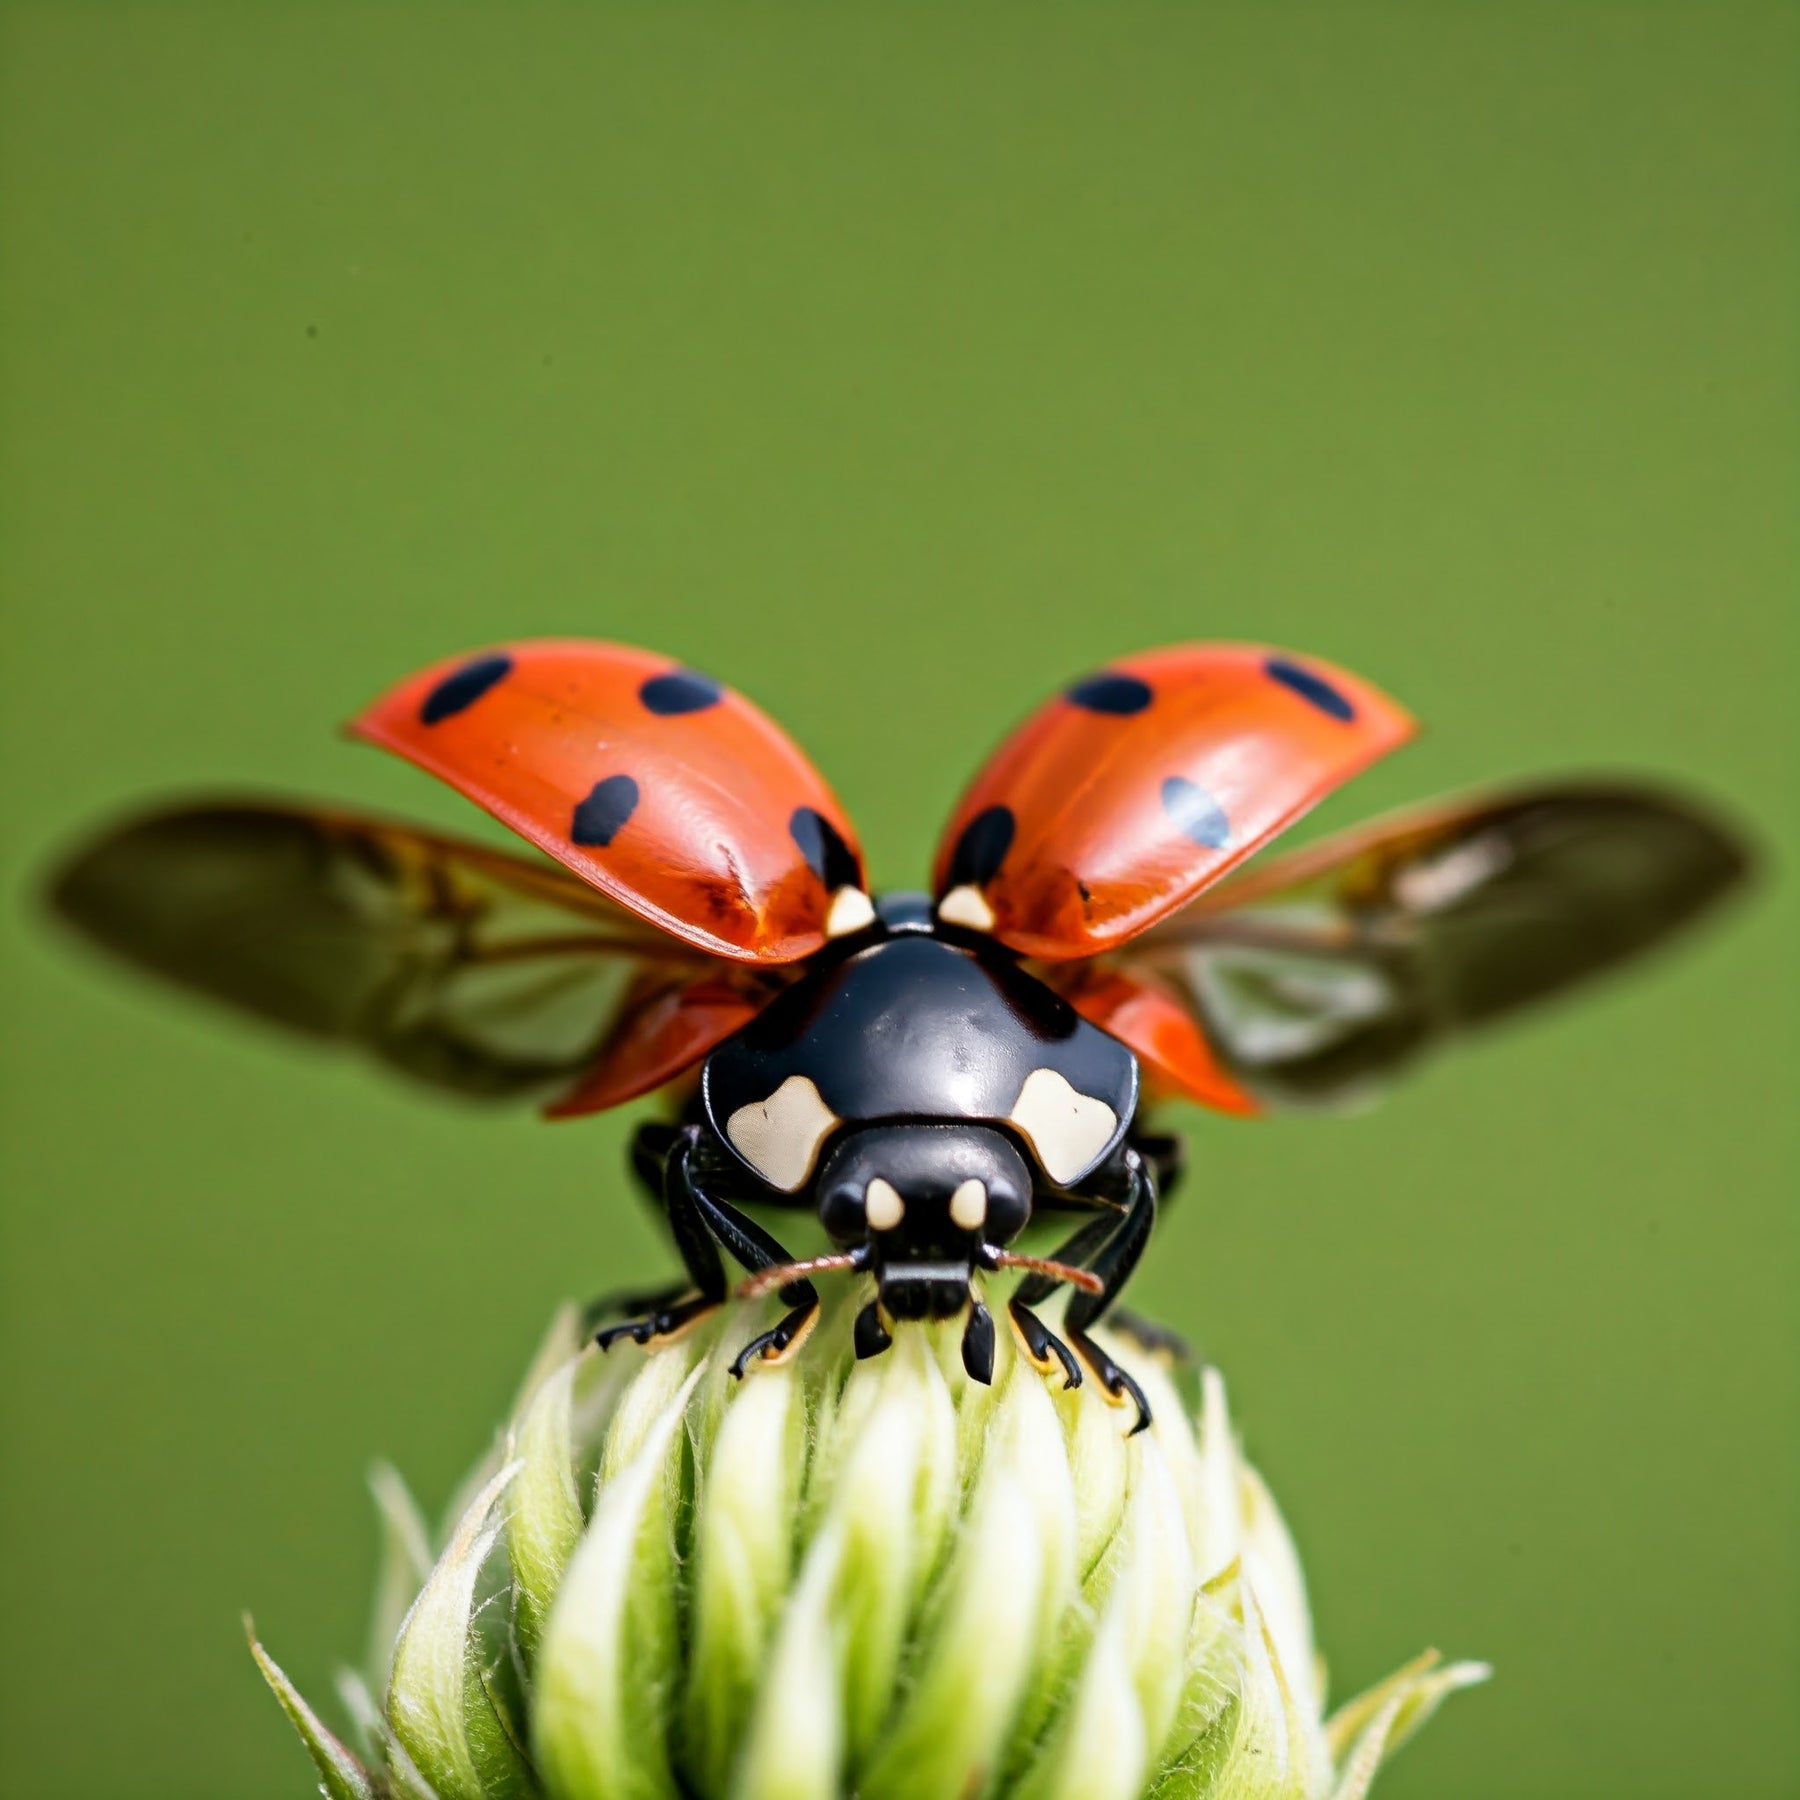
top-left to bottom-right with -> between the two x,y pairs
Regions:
253,1298 -> 1486,1800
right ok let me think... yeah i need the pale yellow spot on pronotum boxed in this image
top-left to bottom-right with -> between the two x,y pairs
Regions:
936,884 -> 995,932
824,886 -> 877,937
865,1177 -> 905,1232
1008,1068 -> 1119,1186
949,1178 -> 988,1232
725,1075 -> 839,1193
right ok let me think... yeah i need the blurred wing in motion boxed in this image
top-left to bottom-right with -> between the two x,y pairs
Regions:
932,643 -> 1415,960
1058,785 -> 1751,1109
49,803 -> 785,1109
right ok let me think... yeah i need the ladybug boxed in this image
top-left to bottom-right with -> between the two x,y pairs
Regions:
51,640 -> 1748,1430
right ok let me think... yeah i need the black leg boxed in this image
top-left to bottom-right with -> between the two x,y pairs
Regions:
629,1119 -> 680,1200
1004,1209 -> 1114,1392
685,1181 -> 819,1313
585,1122 -> 689,1331
596,1122 -> 822,1368
1012,1211 -> 1118,1309
1063,1151 -> 1159,1434
582,1279 -> 691,1338
673,1154 -> 823,1377
728,1303 -> 820,1378
1132,1130 -> 1187,1206
1007,1299 -> 1083,1389
595,1127 -> 727,1350
1063,1151 -> 1157,1332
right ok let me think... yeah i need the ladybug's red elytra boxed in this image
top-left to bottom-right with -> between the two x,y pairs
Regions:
52,640 -> 1749,1430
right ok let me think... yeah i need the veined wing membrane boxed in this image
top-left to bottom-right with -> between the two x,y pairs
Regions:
1112,785 -> 1751,1108
49,802 -> 775,1105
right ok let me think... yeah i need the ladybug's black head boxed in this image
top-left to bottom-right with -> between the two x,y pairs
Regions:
817,1122 -> 1031,1321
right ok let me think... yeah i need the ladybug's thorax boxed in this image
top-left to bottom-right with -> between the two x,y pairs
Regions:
871,889 -> 936,935
701,923 -> 1139,1200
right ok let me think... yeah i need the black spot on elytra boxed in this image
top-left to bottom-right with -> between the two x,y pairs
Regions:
1161,777 -> 1231,850
789,807 -> 861,891
420,653 -> 513,725
639,668 -> 723,716
1067,671 -> 1153,715
945,805 -> 1015,889
1265,656 -> 1355,722
572,775 -> 639,847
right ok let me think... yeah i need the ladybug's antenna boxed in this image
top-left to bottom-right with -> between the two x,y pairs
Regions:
988,1252 -> 1105,1295
737,1252 -> 863,1300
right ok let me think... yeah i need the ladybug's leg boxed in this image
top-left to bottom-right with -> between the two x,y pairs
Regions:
1107,1129 -> 1191,1361
728,1306 -> 821,1376
584,1122 -> 690,1331
583,1280 -> 691,1336
589,1122 -> 697,1325
1007,1297 -> 1082,1391
595,1125 -> 730,1350
596,1122 -> 824,1368
1006,1211 -> 1115,1391
1062,1151 -> 1159,1434
681,1187 -> 821,1378
1131,1129 -> 1187,1206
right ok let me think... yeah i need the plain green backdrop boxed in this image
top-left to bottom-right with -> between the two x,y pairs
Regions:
0,6 -> 1793,1798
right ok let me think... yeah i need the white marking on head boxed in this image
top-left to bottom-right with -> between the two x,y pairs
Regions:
865,1176 -> 905,1232
725,1074 -> 839,1193
1007,1067 -> 1119,1186
937,884 -> 995,931
824,885 -> 877,937
948,1177 -> 988,1232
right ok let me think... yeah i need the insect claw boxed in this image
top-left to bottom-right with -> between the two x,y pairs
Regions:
730,1302 -> 819,1377
1068,1331 -> 1153,1434
593,1320 -> 650,1354
1007,1300 -> 1083,1390
595,1298 -> 718,1354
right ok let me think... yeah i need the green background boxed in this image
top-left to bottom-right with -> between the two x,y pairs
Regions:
1,6 -> 1793,1797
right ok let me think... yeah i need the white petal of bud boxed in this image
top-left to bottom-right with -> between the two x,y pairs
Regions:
532,1358 -> 704,1799
386,1460 -> 530,1800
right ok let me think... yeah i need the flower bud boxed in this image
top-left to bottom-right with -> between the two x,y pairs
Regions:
253,1297 -> 1486,1799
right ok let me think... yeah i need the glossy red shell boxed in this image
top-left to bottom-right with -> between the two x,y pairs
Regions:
352,640 -> 863,963
934,643 -> 1415,959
